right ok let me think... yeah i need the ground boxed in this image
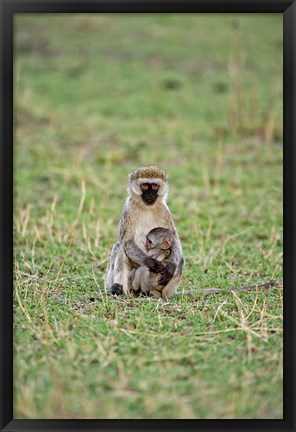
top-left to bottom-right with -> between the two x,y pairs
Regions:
14,13 -> 283,419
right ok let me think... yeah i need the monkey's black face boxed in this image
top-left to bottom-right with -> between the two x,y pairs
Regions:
140,183 -> 159,205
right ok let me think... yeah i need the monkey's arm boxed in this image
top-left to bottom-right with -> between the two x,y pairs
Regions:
123,240 -> 164,273
158,237 -> 184,286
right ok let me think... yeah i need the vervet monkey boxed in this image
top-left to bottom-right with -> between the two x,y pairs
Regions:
105,166 -> 184,299
131,227 -> 175,299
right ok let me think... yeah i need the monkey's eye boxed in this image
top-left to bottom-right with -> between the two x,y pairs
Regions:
141,183 -> 149,191
151,183 -> 159,191
146,239 -> 153,247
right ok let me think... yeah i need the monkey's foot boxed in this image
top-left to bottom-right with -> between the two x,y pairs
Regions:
111,283 -> 123,295
138,291 -> 153,297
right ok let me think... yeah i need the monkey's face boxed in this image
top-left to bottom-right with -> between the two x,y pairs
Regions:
145,236 -> 161,252
145,232 -> 171,252
145,237 -> 153,251
128,172 -> 169,205
140,182 -> 159,205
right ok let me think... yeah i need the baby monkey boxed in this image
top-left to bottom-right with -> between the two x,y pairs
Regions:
131,227 -> 175,299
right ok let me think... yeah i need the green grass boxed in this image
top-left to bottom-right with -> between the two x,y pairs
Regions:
14,13 -> 283,419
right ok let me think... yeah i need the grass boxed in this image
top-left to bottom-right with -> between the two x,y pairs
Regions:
13,13 -> 283,419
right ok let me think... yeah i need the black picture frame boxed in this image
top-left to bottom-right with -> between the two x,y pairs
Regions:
0,0 -> 295,431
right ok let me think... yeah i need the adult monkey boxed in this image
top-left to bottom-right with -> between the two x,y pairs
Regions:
105,166 -> 184,299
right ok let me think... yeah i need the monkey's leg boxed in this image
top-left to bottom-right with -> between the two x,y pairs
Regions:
149,289 -> 162,299
133,267 -> 151,294
161,273 -> 182,300
105,242 -> 119,291
105,242 -> 132,295
131,267 -> 143,292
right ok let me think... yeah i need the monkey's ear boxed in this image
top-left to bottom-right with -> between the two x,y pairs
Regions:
162,239 -> 171,250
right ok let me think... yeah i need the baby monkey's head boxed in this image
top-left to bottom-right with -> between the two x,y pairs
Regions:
145,227 -> 175,252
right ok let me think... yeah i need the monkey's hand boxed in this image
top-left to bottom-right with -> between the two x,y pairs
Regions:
158,263 -> 176,286
144,257 -> 164,273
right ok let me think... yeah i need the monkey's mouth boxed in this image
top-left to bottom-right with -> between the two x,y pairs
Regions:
143,197 -> 157,205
